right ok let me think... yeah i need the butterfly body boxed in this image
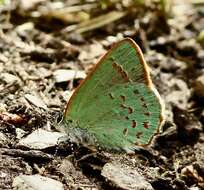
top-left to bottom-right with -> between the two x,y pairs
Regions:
60,38 -> 164,153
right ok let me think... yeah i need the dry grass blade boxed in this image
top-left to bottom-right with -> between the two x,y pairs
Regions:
64,11 -> 126,33
56,3 -> 98,13
41,4 -> 98,24
190,0 -> 204,5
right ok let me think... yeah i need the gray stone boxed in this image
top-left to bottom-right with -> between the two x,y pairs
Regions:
12,174 -> 64,190
59,159 -> 98,189
0,132 -> 7,145
101,163 -> 153,190
17,129 -> 65,149
25,94 -> 48,110
160,73 -> 190,110
0,73 -> 21,84
53,69 -> 86,83
16,128 -> 26,140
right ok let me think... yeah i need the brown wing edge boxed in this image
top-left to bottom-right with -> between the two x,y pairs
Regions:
127,39 -> 165,147
63,38 -> 165,141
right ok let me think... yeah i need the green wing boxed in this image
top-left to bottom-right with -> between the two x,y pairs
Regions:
62,38 -> 164,152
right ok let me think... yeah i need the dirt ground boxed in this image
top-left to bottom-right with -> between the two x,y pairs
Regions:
1,0 -> 204,190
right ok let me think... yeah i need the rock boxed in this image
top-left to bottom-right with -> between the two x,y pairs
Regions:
0,54 -> 8,63
25,94 -> 48,110
101,163 -> 153,190
58,159 -> 97,189
53,69 -> 86,83
16,22 -> 34,33
146,52 -> 187,73
160,73 -> 190,110
15,128 -> 26,140
58,159 -> 75,185
155,124 -> 178,151
12,174 -> 64,190
78,42 -> 105,64
192,75 -> 204,98
17,129 -> 65,150
60,90 -> 74,102
181,165 -> 204,189
189,187 -> 200,190
0,103 -> 7,112
0,73 -> 21,84
173,106 -> 202,144
180,140 -> 204,189
166,79 -> 190,109
0,132 -> 7,146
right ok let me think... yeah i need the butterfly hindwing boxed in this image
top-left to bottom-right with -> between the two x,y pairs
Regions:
62,38 -> 164,152
86,83 -> 162,151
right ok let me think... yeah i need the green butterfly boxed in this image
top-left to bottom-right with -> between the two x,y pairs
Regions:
59,38 -> 164,153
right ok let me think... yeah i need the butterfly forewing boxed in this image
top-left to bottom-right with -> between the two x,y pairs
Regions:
62,38 -> 164,152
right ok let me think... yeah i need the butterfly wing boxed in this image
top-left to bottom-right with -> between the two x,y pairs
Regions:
62,38 -> 164,152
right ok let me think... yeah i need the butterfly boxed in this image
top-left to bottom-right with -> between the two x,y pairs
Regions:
59,38 -> 164,153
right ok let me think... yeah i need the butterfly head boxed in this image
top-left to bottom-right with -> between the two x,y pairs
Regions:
59,119 -> 97,149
